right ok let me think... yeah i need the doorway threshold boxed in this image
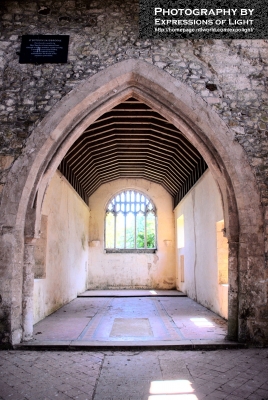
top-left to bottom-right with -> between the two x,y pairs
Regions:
14,339 -> 246,351
78,289 -> 187,298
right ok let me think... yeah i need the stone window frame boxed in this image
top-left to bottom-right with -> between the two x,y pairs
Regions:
105,190 -> 157,253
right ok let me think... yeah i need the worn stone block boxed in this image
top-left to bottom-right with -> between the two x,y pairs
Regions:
0,155 -> 14,171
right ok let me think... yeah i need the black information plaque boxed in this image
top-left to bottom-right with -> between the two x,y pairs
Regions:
19,35 -> 69,64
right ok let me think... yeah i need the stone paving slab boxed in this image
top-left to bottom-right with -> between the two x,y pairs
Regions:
0,350 -> 104,400
1,349 -> 268,400
93,349 -> 268,400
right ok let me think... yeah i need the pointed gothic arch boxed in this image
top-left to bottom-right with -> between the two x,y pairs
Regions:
0,59 -> 265,345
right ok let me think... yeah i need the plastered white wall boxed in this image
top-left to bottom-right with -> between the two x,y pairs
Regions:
88,179 -> 175,289
174,170 -> 228,319
33,171 -> 89,323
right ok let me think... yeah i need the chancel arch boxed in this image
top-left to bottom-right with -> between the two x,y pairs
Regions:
0,59 -> 265,345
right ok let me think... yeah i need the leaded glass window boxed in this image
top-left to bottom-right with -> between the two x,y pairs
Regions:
105,190 -> 156,250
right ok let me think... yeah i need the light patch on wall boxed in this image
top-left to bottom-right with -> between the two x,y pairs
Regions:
177,214 -> 184,248
105,211 -> 115,248
216,220 -> 228,285
180,255 -> 185,282
34,214 -> 48,279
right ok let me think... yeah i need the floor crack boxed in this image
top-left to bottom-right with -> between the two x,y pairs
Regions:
158,355 -> 164,380
92,353 -> 105,400
185,363 -> 194,379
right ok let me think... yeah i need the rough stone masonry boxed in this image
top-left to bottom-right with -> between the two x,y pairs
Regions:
0,0 -> 268,345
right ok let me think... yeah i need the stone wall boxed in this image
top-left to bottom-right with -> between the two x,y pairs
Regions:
0,1 -> 267,255
0,0 -> 268,344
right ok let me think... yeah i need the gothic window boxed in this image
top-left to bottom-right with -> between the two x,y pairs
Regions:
105,190 -> 156,251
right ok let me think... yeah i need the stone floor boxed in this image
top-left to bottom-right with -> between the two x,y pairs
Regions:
21,291 -> 230,349
0,348 -> 268,400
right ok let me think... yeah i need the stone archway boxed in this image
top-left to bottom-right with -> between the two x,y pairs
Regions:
0,59 -> 265,346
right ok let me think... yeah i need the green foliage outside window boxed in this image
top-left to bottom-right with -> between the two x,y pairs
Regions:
105,190 -> 156,250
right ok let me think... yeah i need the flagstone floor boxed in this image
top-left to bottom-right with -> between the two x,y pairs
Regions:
27,291 -> 228,347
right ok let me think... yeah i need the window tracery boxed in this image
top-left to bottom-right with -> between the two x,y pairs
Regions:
105,190 -> 156,251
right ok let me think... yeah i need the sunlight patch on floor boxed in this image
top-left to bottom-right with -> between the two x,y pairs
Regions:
148,396 -> 199,399
149,379 -> 198,399
190,318 -> 214,327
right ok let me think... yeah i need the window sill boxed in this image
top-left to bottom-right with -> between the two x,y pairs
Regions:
105,248 -> 157,254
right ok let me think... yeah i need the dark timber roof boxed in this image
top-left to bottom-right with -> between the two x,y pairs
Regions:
58,97 -> 207,207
